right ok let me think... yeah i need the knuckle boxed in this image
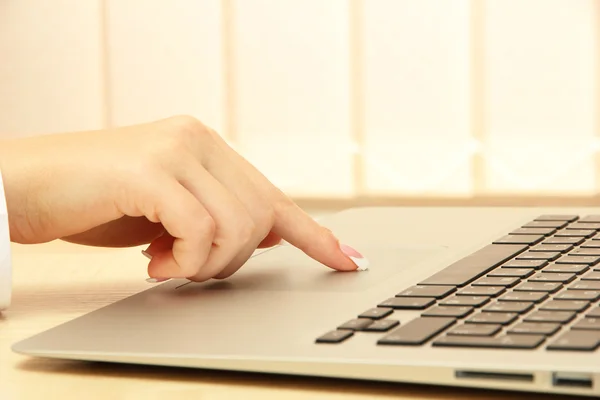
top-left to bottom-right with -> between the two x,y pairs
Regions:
193,214 -> 216,241
236,216 -> 256,244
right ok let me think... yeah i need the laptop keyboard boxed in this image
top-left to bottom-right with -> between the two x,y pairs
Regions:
315,215 -> 600,351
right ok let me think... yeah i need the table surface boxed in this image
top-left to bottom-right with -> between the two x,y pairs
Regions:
0,240 -> 580,400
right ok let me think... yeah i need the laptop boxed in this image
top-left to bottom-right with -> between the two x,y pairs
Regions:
11,207 -> 600,397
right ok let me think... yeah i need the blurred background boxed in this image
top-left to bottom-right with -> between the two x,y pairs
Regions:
1,0 -> 599,211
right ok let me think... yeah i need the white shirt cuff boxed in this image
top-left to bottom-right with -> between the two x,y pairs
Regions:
0,167 -> 11,310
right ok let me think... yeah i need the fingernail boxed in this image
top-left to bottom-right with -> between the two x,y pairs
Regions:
340,244 -> 369,271
146,277 -> 170,283
142,250 -> 152,259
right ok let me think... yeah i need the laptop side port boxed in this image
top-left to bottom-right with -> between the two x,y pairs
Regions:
455,370 -> 534,382
552,372 -> 593,389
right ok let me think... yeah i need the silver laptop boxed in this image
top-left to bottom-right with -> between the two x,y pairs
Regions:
11,207 -> 600,397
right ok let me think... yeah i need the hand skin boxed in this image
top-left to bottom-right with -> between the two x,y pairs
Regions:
0,116 -> 363,282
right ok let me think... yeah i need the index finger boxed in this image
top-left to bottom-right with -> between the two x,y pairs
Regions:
270,196 -> 367,272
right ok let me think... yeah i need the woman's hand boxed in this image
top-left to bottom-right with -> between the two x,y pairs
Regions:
0,116 -> 364,281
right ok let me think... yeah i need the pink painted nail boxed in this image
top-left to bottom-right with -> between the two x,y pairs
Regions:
339,244 -> 369,271
146,277 -> 170,283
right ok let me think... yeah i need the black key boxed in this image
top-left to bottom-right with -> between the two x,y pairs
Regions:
447,324 -> 501,336
524,221 -> 568,229
510,227 -> 556,236
514,282 -> 562,293
580,215 -> 600,223
422,306 -> 473,318
377,317 -> 455,346
489,268 -> 533,278
572,318 -> 600,331
483,302 -> 533,314
359,308 -> 393,320
542,237 -> 584,245
535,215 -> 578,222
316,330 -> 353,343
420,244 -> 527,286
554,290 -> 600,301
456,286 -> 506,297
540,300 -> 589,312
473,277 -> 519,287
378,297 -> 435,310
338,318 -> 373,331
555,230 -> 595,238
439,296 -> 489,307
530,244 -> 573,253
508,322 -> 560,336
516,252 -> 560,261
525,311 -> 576,324
569,281 -> 600,290
581,241 -> 600,248
498,292 -> 548,303
581,271 -> 600,281
529,272 -> 575,284
547,330 -> 600,351
542,264 -> 588,274
502,259 -> 547,269
467,312 -> 517,325
556,255 -> 600,265
493,235 -> 543,245
363,319 -> 400,332
396,285 -> 455,299
568,222 -> 600,231
433,334 -> 545,349
586,307 -> 600,318
571,248 -> 600,256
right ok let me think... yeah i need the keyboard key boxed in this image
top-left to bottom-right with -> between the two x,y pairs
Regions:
530,244 -> 573,253
581,271 -> 600,281
535,215 -> 578,222
338,318 -> 373,331
483,302 -> 533,314
569,281 -> 600,290
502,259 -> 547,269
508,322 -> 560,336
488,268 -> 534,278
447,324 -> 501,336
555,230 -> 595,238
572,318 -> 600,331
514,282 -> 562,293
524,221 -> 568,229
420,244 -> 527,286
363,319 -> 400,332
586,306 -> 600,318
571,248 -> 600,256
433,334 -> 545,349
316,330 -> 353,343
581,241 -> 600,248
396,285 -> 455,299
547,330 -> 600,351
358,308 -> 393,320
529,272 -> 575,284
498,292 -> 548,303
467,312 -> 517,325
540,300 -> 589,312
556,255 -> 600,265
473,277 -> 519,287
510,227 -> 556,236
542,237 -> 584,245
456,286 -> 506,297
525,311 -> 576,324
440,296 -> 489,307
568,222 -> 600,231
580,215 -> 600,223
378,297 -> 435,310
377,317 -> 455,346
493,235 -> 543,245
516,252 -> 559,261
554,290 -> 600,301
422,306 -> 473,318
542,264 -> 588,274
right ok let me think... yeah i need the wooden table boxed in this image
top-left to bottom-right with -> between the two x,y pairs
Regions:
1,241 -> 578,399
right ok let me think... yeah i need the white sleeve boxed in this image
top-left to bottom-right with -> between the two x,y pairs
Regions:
0,168 -> 11,310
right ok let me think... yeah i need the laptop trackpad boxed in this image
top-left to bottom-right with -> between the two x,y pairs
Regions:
175,244 -> 448,294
